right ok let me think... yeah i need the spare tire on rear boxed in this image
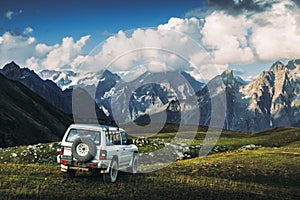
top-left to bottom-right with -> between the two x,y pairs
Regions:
72,137 -> 96,162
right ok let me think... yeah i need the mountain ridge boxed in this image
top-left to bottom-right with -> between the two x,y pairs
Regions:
1,59 -> 299,132
0,62 -> 73,114
0,73 -> 73,147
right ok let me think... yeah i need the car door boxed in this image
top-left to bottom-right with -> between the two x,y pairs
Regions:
104,131 -> 123,164
119,132 -> 132,166
111,131 -> 126,166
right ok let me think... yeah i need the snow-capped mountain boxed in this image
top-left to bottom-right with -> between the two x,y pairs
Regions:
1,59 -> 299,132
38,69 -> 104,91
196,60 -> 300,131
0,62 -> 112,124
92,70 -> 205,124
97,71 -> 200,124
176,61 -> 300,132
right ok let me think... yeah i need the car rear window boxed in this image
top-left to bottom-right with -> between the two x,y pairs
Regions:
66,129 -> 100,144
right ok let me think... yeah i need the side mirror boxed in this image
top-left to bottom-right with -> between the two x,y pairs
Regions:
127,139 -> 133,145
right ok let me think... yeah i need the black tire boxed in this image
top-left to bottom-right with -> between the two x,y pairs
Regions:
103,159 -> 119,183
129,154 -> 138,174
61,169 -> 76,178
72,137 -> 96,162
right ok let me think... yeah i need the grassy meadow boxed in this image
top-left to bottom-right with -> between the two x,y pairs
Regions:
0,126 -> 299,199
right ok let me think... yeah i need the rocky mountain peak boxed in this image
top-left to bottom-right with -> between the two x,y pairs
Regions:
1,62 -> 37,83
287,59 -> 300,70
2,61 -> 19,70
242,61 -> 294,97
270,61 -> 290,73
220,69 -> 245,89
1,60 -> 299,133
102,69 -> 121,81
239,60 -> 298,130
2,61 -> 29,76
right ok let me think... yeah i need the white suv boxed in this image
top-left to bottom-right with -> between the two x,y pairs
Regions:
58,124 -> 139,183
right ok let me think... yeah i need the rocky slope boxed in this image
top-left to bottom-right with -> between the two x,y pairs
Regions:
0,62 -> 73,114
239,61 -> 299,130
1,59 -> 299,132
0,62 -> 111,124
0,73 -> 73,148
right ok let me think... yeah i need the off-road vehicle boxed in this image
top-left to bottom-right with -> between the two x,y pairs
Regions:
58,124 -> 139,182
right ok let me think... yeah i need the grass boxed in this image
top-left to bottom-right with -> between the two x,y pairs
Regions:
0,126 -> 299,199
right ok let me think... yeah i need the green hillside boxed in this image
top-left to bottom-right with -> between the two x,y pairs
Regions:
0,126 -> 299,199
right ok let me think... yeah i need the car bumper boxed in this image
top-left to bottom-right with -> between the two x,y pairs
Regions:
60,158 -> 111,173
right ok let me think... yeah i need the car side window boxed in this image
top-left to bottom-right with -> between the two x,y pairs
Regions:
106,131 -> 122,145
120,132 -> 128,145
104,130 -> 134,146
105,131 -> 113,145
113,132 -> 121,145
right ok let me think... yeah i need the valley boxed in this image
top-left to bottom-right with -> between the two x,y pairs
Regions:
0,126 -> 299,199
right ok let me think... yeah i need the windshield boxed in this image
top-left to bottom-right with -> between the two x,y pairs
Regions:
66,129 -> 100,144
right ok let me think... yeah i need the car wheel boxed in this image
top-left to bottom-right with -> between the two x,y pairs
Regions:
130,154 -> 138,174
103,159 -> 118,183
72,137 -> 96,162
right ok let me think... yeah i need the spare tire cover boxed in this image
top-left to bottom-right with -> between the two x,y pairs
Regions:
72,137 -> 96,162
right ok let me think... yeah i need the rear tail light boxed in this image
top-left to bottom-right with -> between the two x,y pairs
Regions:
57,147 -> 63,155
89,163 -> 98,168
60,159 -> 67,165
99,150 -> 107,160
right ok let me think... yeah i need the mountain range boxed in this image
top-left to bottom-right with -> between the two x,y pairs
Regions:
0,62 -> 112,123
0,73 -> 73,147
0,59 -> 299,139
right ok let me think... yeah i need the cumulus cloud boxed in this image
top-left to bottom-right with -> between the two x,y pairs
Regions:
0,32 -> 37,69
0,30 -> 90,71
194,0 -> 300,65
41,35 -> 90,70
77,18 -> 219,80
250,0 -> 300,60
205,0 -> 281,15
201,11 -> 254,64
1,0 -> 300,81
80,0 -> 300,80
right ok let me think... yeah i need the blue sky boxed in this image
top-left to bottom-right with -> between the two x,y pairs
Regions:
1,0 -> 300,81
1,0 -> 203,46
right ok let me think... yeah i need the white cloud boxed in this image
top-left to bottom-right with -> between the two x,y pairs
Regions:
201,12 -> 254,64
35,43 -> 55,56
4,10 -> 22,20
158,17 -> 203,41
79,19 -> 217,80
1,0 -> 300,82
250,0 -> 300,61
5,11 -> 14,20
23,27 -> 33,35
41,35 -> 90,70
0,32 -> 37,68
26,57 -> 40,71
0,32 -> 90,71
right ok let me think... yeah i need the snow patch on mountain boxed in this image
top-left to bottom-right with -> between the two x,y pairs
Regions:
39,69 -> 102,90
